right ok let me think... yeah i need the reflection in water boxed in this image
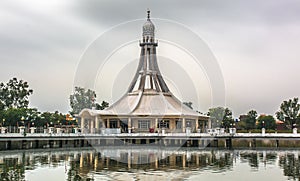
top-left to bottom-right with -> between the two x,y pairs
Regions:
0,148 -> 300,180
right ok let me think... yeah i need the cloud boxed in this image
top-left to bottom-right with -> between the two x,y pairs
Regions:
0,0 -> 299,116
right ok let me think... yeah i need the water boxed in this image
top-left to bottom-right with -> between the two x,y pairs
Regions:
0,147 -> 299,181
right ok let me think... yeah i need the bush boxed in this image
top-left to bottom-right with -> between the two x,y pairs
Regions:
236,129 -> 295,133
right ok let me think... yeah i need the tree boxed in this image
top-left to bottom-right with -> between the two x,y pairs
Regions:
2,108 -> 27,126
208,107 -> 234,129
238,110 -> 258,131
183,102 -> 193,109
0,77 -> 33,110
276,97 -> 300,129
222,108 -> 235,129
70,87 -> 109,115
69,87 -> 97,115
96,101 -> 109,110
256,115 -> 276,130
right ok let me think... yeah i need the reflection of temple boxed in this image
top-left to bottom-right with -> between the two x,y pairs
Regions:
1,148 -> 299,180
79,11 -> 209,134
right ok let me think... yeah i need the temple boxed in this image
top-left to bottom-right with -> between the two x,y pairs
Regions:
79,11 -> 209,134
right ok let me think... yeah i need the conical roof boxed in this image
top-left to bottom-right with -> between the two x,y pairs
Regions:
80,11 -> 208,119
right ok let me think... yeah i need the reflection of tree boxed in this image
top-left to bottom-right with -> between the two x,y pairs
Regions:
0,154 -> 25,181
67,159 -> 84,181
210,151 -> 233,171
240,153 -> 259,169
279,154 -> 300,180
2,149 -> 300,180
66,153 -> 96,181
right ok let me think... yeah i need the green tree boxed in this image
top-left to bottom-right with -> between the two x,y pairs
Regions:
52,111 -> 67,125
69,87 -> 97,115
208,107 -> 234,129
238,110 -> 258,131
2,108 -> 27,126
222,108 -> 234,129
96,101 -> 109,110
23,108 -> 40,127
257,115 -> 276,130
39,112 -> 57,127
276,97 -> 300,129
0,77 -> 33,110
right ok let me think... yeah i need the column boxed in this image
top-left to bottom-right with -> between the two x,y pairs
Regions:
90,119 -> 94,134
94,155 -> 98,171
182,118 -> 186,133
182,153 -> 186,168
155,118 -> 158,132
101,119 -> 106,128
81,118 -> 85,133
80,152 -> 84,168
128,150 -> 131,169
128,118 -> 132,133
95,116 -> 99,134
196,119 -> 199,131
117,119 -> 120,128
208,119 -> 212,129
107,119 -> 110,128
89,153 -> 93,165
196,154 -> 199,166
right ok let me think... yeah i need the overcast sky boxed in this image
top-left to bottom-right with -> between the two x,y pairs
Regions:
0,0 -> 299,117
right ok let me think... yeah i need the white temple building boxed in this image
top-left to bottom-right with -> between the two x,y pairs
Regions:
79,11 -> 209,134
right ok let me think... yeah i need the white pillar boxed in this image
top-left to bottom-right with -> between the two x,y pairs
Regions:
128,118 -> 132,133
107,119 -> 110,128
101,119 -> 106,129
30,127 -> 36,134
182,118 -> 186,133
90,119 -> 94,133
56,128 -> 62,134
95,116 -> 99,134
293,128 -> 298,134
19,127 -> 25,135
162,128 -> 165,135
49,127 -> 54,134
81,118 -> 85,133
262,128 -> 265,135
74,128 -> 79,134
1,127 -> 7,134
208,119 -> 212,129
155,118 -> 158,132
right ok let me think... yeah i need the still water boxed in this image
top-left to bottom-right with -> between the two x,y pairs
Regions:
0,147 -> 300,181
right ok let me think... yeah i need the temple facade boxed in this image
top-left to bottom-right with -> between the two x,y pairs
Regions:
79,11 -> 209,134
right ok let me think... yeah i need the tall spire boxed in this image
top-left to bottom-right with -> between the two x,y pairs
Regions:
127,10 -> 170,93
147,9 -> 150,19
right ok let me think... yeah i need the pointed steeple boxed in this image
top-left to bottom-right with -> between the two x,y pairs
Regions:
142,10 -> 155,41
127,10 -> 170,93
147,9 -> 150,19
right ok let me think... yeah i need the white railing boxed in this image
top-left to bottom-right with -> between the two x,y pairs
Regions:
1,132 -> 300,138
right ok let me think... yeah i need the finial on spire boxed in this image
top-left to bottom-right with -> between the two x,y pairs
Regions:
147,9 -> 150,19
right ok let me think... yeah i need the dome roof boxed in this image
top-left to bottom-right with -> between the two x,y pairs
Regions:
142,11 -> 155,37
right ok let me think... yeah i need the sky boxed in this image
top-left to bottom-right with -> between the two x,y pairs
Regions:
0,0 -> 300,117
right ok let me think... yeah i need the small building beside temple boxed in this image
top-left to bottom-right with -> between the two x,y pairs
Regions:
79,11 -> 209,134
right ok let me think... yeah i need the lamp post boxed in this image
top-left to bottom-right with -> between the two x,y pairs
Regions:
19,116 -> 25,135
1,119 -> 6,134
262,121 -> 265,135
21,116 -> 25,126
293,123 -> 297,134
